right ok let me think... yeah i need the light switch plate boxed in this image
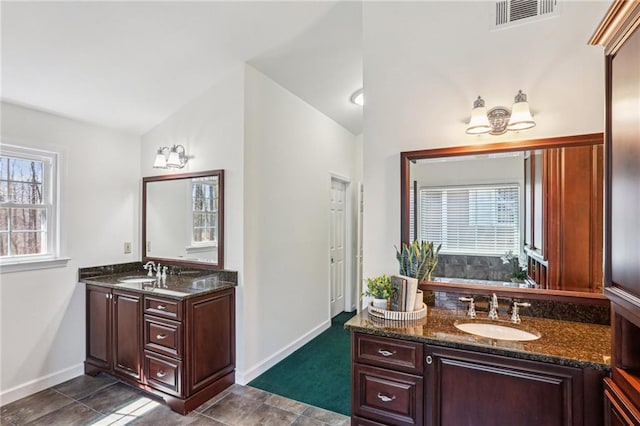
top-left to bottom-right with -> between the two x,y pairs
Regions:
124,242 -> 132,254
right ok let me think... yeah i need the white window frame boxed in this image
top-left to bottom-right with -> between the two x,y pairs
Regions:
418,183 -> 521,256
185,177 -> 218,253
0,144 -> 69,272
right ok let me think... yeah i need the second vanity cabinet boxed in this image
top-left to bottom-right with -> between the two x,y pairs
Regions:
352,332 -> 606,426
85,284 -> 235,414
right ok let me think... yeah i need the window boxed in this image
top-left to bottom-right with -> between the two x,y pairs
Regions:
419,184 -> 520,255
191,177 -> 218,246
0,144 -> 65,270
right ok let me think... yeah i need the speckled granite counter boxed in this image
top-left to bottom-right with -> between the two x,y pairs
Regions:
345,307 -> 611,371
81,270 -> 236,300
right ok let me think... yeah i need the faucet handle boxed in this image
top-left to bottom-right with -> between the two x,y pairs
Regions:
458,296 -> 476,318
488,293 -> 499,320
511,301 -> 531,324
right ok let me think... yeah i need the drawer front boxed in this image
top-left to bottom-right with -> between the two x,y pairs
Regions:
144,316 -> 182,359
351,415 -> 388,426
354,333 -> 424,374
144,351 -> 182,396
353,363 -> 423,426
144,296 -> 182,321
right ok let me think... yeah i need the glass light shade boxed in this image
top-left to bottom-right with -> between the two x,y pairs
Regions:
351,88 -> 363,106
507,91 -> 535,131
466,97 -> 491,134
153,150 -> 167,168
166,147 -> 181,168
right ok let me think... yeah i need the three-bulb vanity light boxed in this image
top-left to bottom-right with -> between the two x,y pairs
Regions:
466,90 -> 536,135
153,144 -> 189,169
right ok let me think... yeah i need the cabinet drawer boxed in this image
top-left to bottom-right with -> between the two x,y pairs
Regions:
353,333 -> 424,374
604,377 -> 640,425
144,296 -> 182,321
144,351 -> 182,396
144,316 -> 182,359
353,363 -> 423,426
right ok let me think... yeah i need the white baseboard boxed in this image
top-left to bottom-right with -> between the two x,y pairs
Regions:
236,319 -> 331,385
0,363 -> 84,406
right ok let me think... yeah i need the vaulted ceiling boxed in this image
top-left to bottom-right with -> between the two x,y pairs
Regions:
1,1 -> 363,136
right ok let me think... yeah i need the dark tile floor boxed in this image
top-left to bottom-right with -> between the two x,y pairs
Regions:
0,374 -> 350,426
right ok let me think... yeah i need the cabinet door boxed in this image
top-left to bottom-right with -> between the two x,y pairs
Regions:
186,288 -> 235,395
86,285 -> 112,369
425,346 -> 583,426
604,377 -> 640,426
113,290 -> 142,381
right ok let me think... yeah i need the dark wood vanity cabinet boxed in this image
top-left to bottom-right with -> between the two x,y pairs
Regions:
590,1 -> 640,425
85,285 -> 235,414
424,345 -> 591,426
351,332 -> 605,426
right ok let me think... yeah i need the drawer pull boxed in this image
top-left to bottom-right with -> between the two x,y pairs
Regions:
426,355 -> 433,365
377,393 -> 396,403
156,333 -> 167,340
157,304 -> 167,310
378,349 -> 396,357
156,370 -> 166,378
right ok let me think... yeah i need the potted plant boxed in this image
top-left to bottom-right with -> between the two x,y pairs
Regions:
363,274 -> 393,309
501,250 -> 527,282
395,240 -> 442,283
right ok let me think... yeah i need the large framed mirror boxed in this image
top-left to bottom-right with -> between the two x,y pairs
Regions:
143,169 -> 224,269
401,133 -> 608,303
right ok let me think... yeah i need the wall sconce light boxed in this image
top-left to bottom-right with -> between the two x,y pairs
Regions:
465,90 -> 535,135
153,144 -> 189,169
350,88 -> 364,106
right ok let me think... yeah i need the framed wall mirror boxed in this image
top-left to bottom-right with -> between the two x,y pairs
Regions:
401,133 -> 608,303
143,169 -> 224,269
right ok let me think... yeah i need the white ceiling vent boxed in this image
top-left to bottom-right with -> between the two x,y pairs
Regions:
492,0 -> 560,29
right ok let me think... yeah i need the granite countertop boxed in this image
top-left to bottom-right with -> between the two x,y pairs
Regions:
81,271 -> 236,300
345,307 -> 611,370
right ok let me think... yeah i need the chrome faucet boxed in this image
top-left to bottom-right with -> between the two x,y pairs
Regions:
488,293 -> 499,320
511,301 -> 531,324
458,296 -> 476,318
143,261 -> 156,277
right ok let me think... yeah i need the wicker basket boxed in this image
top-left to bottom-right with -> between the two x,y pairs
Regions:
367,302 -> 427,321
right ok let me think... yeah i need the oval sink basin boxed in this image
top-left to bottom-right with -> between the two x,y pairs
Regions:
454,321 -> 541,341
118,276 -> 157,284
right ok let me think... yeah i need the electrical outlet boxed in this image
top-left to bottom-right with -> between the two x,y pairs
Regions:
124,242 -> 132,254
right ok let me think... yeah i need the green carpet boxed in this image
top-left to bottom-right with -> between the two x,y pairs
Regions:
248,311 -> 355,416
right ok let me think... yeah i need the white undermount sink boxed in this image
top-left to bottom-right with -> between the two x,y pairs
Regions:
118,276 -> 157,284
454,321 -> 541,341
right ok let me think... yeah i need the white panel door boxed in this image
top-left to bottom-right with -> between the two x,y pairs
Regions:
330,179 -> 346,317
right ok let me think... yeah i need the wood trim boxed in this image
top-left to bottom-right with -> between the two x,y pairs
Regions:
589,0 -> 640,55
421,281 -> 610,305
142,169 -> 224,270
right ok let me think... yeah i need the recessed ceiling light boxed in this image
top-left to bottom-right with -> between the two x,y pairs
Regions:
350,88 -> 363,106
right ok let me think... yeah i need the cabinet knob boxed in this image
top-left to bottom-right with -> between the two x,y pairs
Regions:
156,370 -> 166,378
377,393 -> 396,403
426,355 -> 433,365
156,334 -> 167,340
378,349 -> 396,357
157,305 -> 166,310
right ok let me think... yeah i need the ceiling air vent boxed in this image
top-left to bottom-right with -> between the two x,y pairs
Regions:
493,0 -> 559,29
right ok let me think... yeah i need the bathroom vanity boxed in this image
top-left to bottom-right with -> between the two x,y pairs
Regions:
346,306 -> 610,426
81,265 -> 236,414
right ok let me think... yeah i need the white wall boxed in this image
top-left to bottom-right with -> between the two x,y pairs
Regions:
361,1 -> 610,280
0,102 -> 140,404
242,65 -> 360,382
140,67 -> 247,372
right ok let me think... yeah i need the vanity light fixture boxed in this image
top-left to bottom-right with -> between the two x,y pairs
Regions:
153,144 -> 189,169
465,90 -> 535,135
350,88 -> 364,106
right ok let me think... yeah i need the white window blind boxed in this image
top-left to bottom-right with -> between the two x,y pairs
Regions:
419,184 -> 520,255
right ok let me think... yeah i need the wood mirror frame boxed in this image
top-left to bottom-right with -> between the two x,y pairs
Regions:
142,169 -> 224,270
400,133 -> 608,305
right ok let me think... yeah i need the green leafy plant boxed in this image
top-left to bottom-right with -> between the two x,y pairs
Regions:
501,250 -> 527,280
395,240 -> 442,283
363,274 -> 393,299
